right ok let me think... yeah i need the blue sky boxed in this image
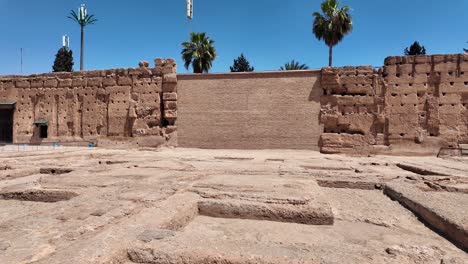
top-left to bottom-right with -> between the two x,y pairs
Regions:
0,0 -> 467,75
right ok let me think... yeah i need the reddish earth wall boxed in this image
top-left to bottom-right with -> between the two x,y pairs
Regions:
0,59 -> 177,147
320,54 -> 468,155
177,71 -> 323,150
2,53 -> 466,155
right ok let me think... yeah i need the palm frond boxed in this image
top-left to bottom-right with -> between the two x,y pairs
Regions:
280,60 -> 309,71
68,9 -> 98,27
181,32 -> 217,73
312,0 -> 352,47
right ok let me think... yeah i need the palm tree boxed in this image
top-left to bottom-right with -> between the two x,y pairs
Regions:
181,32 -> 217,73
68,4 -> 97,71
313,0 -> 352,67
279,60 -> 309,71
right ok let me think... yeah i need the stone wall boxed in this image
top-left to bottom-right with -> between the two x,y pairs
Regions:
177,71 -> 323,150
1,53 -> 466,154
0,59 -> 177,147
320,54 -> 468,155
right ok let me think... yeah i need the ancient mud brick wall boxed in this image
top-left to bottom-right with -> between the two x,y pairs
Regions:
0,59 -> 177,147
177,71 -> 323,150
320,54 -> 468,155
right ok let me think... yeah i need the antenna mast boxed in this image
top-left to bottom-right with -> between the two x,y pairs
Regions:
20,48 -> 23,74
63,35 -> 70,49
187,0 -> 193,20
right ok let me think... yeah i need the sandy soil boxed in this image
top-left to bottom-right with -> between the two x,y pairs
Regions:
0,147 -> 466,263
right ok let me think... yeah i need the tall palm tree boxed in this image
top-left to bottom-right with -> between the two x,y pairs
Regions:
279,60 -> 309,71
181,32 -> 217,73
313,0 -> 352,66
68,4 -> 97,71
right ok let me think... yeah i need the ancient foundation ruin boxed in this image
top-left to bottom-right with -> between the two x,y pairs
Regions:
1,147 -> 467,263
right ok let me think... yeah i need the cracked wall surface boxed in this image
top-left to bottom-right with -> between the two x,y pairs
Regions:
320,54 -> 468,155
0,59 -> 177,147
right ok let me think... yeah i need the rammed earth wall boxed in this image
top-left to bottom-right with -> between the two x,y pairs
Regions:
0,59 -> 177,147
177,71 -> 323,150
1,54 -> 466,155
320,54 -> 468,155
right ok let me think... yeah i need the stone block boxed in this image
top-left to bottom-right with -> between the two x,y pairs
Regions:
103,77 -> 117,86
162,66 -> 176,74
86,70 -> 103,78
165,125 -> 177,134
384,56 -> 397,65
162,82 -> 177,93
139,61 -> 150,68
15,80 -> 30,88
439,94 -> 461,105
58,79 -> 72,87
155,58 -> 164,67
163,73 -> 177,83
340,76 -> 372,85
346,84 -> 373,95
164,101 -> 177,110
415,56 -> 430,64
164,110 -> 177,120
116,68 -> 129,76
434,62 -> 458,72
44,79 -> 58,87
118,76 -> 132,86
1,80 -> 14,89
30,79 -> 44,88
163,92 -> 177,101
164,58 -> 176,66
54,72 -> 72,79
72,78 -> 85,87
152,67 -> 163,76
414,64 -> 431,73
87,77 -> 102,87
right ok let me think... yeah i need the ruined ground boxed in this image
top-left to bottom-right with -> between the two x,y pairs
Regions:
0,147 -> 467,264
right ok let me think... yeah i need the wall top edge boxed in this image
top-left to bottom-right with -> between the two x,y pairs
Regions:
177,69 -> 321,80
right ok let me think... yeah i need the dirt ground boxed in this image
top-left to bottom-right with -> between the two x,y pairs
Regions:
0,147 -> 467,264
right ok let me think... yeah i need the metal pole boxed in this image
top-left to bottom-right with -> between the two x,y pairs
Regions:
20,48 -> 23,74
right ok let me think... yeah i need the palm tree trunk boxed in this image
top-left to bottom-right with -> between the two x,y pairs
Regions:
80,25 -> 84,71
328,45 -> 333,67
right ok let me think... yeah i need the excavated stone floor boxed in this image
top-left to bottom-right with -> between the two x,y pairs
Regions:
0,147 -> 467,264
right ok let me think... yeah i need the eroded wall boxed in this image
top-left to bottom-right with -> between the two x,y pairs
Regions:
0,59 -> 177,147
320,54 -> 468,155
2,54 -> 466,154
177,71 -> 323,150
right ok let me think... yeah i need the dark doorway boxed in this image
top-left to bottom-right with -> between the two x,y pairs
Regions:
40,125 -> 48,139
0,109 -> 13,143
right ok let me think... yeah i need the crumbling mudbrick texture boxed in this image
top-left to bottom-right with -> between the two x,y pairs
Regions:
0,59 -> 177,147
320,54 -> 468,155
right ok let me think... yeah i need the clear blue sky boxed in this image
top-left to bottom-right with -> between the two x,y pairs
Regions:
1,0 -> 467,75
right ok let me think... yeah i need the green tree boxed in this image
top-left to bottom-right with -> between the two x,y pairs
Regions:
230,53 -> 254,72
52,47 -> 74,72
68,4 -> 97,71
313,0 -> 353,67
181,32 -> 217,73
279,60 -> 309,71
404,41 -> 427,55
